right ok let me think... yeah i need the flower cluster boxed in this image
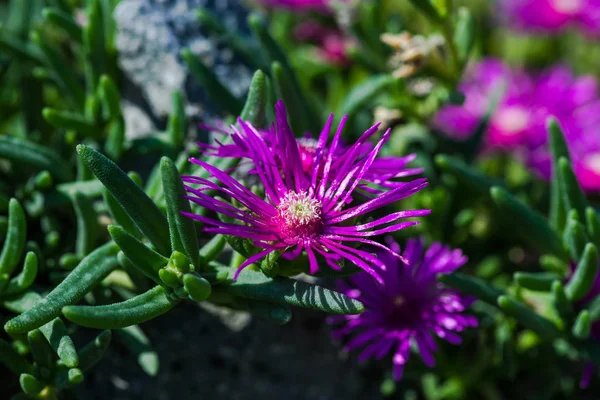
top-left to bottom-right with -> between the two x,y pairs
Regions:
433,59 -> 600,192
500,0 -> 600,35
184,101 -> 429,281
328,238 -> 478,380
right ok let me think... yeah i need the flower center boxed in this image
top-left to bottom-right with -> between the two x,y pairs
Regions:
297,138 -> 319,173
277,191 -> 323,238
551,0 -> 583,14
583,152 -> 600,175
495,106 -> 530,135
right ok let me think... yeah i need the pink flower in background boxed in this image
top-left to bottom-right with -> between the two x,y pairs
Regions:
258,0 -> 345,11
328,238 -> 477,380
433,59 -> 600,192
294,21 -> 355,66
501,0 -> 600,35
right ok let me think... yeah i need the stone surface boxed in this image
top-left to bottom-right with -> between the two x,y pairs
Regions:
115,0 -> 254,131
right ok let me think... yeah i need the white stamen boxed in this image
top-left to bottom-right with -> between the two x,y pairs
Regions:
551,0 -> 583,14
278,191 -> 322,228
583,152 -> 600,175
494,106 -> 530,135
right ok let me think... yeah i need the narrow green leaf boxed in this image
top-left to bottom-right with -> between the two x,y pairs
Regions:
497,296 -> 560,340
215,265 -> 364,315
562,211 -> 588,261
2,291 -> 42,314
42,7 -> 82,41
435,154 -> 502,193
167,91 -> 185,148
271,61 -> 309,134
28,329 -> 56,368
3,252 -> 38,296
79,330 -> 111,371
249,14 -> 320,132
573,310 -> 591,339
240,70 -> 268,127
4,242 -> 119,334
0,136 -> 72,182
77,145 -> 170,255
0,339 -> 32,375
103,188 -> 142,239
453,7 -> 475,63
565,244 -> 599,302
0,199 -> 26,276
199,235 -> 226,265
552,280 -> 573,321
238,298 -> 292,325
585,207 -> 600,247
548,119 -> 570,231
42,108 -> 98,136
408,0 -> 443,21
108,225 -> 167,285
161,157 -> 200,269
39,318 -> 79,368
438,272 -> 502,305
83,0 -> 106,91
19,373 -> 45,396
62,285 -> 177,329
336,75 -> 394,121
0,32 -> 43,62
514,272 -> 561,292
490,187 -> 567,259
558,157 -> 589,225
72,191 -> 98,257
116,325 -> 159,376
105,117 -> 126,160
539,254 -> 569,275
98,75 -> 121,120
181,49 -> 243,116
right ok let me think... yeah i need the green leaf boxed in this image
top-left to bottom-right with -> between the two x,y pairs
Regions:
435,154 -> 502,194
79,329 -> 111,370
558,157 -> 589,225
42,7 -> 82,41
0,199 -> 26,277
167,91 -> 185,148
214,264 -> 364,315
181,49 -> 243,116
548,119 -> 570,231
3,252 -> 38,296
565,244 -> 599,302
562,211 -> 588,261
72,191 -> 98,257
249,14 -> 320,132
237,298 -> 292,325
108,225 -> 167,285
585,207 -> 600,248
42,108 -> 98,136
183,273 -> 211,302
0,136 -> 73,182
0,339 -> 32,375
103,188 -> 142,239
19,373 -> 45,396
551,281 -> 573,321
573,310 -> 591,339
539,254 -> 569,275
497,296 -> 560,340
83,0 -> 106,91
514,272 -> 561,292
105,117 -> 126,161
4,242 -> 119,334
161,157 -> 200,269
98,75 -> 121,120
271,61 -> 311,134
490,187 -> 567,259
453,7 -> 475,63
196,8 -> 267,71
0,32 -> 44,63
27,329 -> 56,368
63,285 -> 177,329
408,0 -> 444,21
199,235 -> 226,266
77,145 -> 170,255
116,325 -> 159,376
336,75 -> 394,122
39,318 -> 79,368
438,272 -> 502,305
240,70 -> 268,127
2,291 -> 42,314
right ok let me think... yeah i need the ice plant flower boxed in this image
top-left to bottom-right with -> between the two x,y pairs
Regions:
328,238 -> 477,380
183,101 -> 429,281
433,59 -> 600,192
500,0 -> 600,35
294,21 -> 355,66
199,122 -> 423,196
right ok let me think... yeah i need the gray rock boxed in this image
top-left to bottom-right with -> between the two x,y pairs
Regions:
115,0 -> 254,124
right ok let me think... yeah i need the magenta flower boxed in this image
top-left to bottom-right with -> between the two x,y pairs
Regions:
199,120 -> 423,197
184,101 -> 429,282
433,59 -> 600,193
501,0 -> 600,35
328,238 -> 477,380
293,21 -> 355,66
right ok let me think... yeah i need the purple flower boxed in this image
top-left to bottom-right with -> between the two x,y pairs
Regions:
184,101 -> 429,282
199,120 -> 423,197
328,238 -> 477,380
293,21 -> 355,66
433,59 -> 600,193
501,0 -> 600,35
